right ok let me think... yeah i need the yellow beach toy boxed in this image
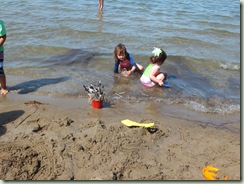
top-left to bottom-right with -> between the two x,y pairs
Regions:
121,119 -> 154,128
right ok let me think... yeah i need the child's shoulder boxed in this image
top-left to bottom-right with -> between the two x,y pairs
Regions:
152,64 -> 160,69
127,53 -> 134,59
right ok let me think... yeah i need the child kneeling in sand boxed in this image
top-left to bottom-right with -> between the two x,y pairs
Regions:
113,43 -> 143,76
140,47 -> 167,87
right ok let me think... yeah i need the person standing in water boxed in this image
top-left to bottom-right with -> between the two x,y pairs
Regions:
0,19 -> 8,95
98,0 -> 104,11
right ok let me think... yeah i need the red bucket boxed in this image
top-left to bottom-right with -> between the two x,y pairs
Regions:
92,100 -> 103,109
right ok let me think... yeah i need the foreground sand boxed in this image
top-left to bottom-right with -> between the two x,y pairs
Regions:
0,93 -> 240,180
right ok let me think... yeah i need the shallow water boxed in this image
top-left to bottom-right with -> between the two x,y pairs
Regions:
1,0 -> 240,115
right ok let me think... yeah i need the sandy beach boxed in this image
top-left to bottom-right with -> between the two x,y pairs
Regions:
0,92 -> 240,180
0,0 -> 240,181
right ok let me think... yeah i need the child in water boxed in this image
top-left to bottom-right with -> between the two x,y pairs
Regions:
113,43 -> 143,76
140,47 -> 168,87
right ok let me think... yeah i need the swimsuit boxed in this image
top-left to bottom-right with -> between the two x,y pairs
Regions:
0,20 -> 6,52
113,53 -> 137,73
119,59 -> 131,69
0,20 -> 6,76
140,64 -> 160,87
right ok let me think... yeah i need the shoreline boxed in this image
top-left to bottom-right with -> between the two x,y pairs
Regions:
0,92 -> 240,180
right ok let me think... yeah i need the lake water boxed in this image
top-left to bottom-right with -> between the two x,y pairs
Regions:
1,0 -> 240,115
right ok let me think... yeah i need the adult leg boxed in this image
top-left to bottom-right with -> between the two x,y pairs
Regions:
98,0 -> 104,10
0,56 -> 8,95
0,74 -> 8,95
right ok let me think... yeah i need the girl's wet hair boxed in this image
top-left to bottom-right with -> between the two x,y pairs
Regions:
114,43 -> 128,60
150,49 -> 167,65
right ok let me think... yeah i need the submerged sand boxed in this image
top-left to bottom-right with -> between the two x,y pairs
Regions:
0,93 -> 240,180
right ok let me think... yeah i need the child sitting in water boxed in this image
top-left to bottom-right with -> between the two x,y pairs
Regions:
113,43 -> 143,76
140,47 -> 167,87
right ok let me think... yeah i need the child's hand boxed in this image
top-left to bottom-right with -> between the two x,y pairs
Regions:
158,81 -> 164,86
127,70 -> 132,75
121,69 -> 129,77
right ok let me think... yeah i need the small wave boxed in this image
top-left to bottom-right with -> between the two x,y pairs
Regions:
185,100 -> 240,115
220,62 -> 240,71
206,28 -> 239,37
110,93 -> 240,115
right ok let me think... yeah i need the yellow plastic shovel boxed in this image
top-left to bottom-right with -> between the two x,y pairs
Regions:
121,119 -> 154,128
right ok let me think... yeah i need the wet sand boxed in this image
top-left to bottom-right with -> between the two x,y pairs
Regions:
0,93 -> 240,180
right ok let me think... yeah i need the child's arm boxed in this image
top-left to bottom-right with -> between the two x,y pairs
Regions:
127,54 -> 137,75
114,60 -> 120,73
0,35 -> 6,47
149,66 -> 163,85
127,66 -> 136,75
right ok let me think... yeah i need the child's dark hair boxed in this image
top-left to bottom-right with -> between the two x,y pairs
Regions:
114,43 -> 128,60
150,49 -> 167,65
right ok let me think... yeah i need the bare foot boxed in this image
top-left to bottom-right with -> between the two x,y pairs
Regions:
1,89 -> 8,95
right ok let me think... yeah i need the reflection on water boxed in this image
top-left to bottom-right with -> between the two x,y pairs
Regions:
97,11 -> 103,33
